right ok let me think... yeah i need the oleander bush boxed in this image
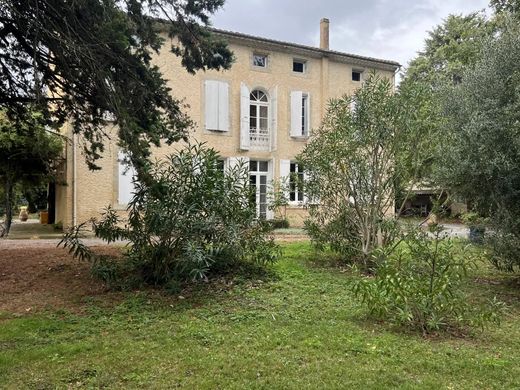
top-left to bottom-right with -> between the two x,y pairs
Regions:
60,143 -> 280,286
353,225 -> 503,333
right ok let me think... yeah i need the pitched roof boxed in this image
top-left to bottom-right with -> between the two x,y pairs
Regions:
209,27 -> 401,70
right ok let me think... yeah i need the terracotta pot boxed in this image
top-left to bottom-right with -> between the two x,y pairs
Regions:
19,207 -> 28,222
427,213 -> 438,226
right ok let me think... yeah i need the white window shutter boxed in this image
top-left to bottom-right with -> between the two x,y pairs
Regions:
226,156 -> 250,172
205,80 -> 219,131
227,156 -> 250,186
350,98 -> 357,112
269,86 -> 278,151
303,170 -> 309,204
279,159 -> 291,199
240,83 -> 250,150
290,91 -> 303,137
218,81 -> 229,132
118,151 -> 136,205
266,158 -> 275,220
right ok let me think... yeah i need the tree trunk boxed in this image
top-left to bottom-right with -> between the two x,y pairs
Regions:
0,179 -> 14,238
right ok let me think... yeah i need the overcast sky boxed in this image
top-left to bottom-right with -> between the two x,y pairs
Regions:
212,0 -> 490,70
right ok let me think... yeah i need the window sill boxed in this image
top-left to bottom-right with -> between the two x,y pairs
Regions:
204,129 -> 232,136
251,65 -> 271,73
290,135 -> 309,141
291,71 -> 308,78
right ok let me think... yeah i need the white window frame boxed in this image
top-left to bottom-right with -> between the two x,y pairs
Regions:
249,159 -> 273,219
280,160 -> 307,206
249,89 -> 270,149
289,162 -> 305,204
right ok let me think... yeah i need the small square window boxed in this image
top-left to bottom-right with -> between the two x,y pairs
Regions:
293,60 -> 306,73
253,54 -> 267,68
352,71 -> 362,82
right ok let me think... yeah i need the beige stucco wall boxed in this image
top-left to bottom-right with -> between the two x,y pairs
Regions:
56,32 -> 397,228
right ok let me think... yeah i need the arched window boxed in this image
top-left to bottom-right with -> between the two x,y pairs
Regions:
249,89 -> 269,147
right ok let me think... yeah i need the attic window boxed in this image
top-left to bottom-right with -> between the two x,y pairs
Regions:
352,70 -> 362,82
293,60 -> 306,73
253,53 -> 267,68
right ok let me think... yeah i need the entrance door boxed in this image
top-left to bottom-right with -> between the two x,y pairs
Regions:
249,160 -> 272,219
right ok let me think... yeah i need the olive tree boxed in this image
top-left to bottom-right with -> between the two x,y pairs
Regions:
436,19 -> 520,271
298,73 -> 438,270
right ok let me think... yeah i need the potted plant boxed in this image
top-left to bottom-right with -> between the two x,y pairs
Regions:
461,212 -> 488,243
19,206 -> 29,222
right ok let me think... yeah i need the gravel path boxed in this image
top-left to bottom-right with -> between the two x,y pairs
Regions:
0,238 -> 127,250
0,223 -> 469,251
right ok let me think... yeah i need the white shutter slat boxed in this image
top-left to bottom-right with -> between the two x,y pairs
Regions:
205,80 -> 219,131
290,91 -> 303,137
266,158 -> 275,220
279,159 -> 291,181
240,83 -> 250,150
280,159 -> 291,201
218,81 -> 229,132
269,86 -> 278,151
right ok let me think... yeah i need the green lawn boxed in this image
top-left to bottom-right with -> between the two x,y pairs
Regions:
1,242 -> 520,389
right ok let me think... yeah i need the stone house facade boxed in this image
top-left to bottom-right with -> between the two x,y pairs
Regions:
54,19 -> 400,228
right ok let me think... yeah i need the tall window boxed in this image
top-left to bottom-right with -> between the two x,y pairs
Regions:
301,94 -> 309,136
289,162 -> 304,202
250,160 -> 270,219
249,90 -> 269,148
290,91 -> 310,137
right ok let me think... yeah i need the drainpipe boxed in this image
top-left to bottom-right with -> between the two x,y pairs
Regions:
72,133 -> 77,226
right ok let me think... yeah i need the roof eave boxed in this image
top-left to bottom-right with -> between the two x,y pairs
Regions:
152,19 -> 400,71
208,28 -> 401,71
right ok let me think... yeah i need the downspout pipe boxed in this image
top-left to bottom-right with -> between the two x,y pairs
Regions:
72,133 -> 77,227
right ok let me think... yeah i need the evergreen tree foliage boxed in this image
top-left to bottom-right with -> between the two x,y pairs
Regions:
0,0 -> 233,174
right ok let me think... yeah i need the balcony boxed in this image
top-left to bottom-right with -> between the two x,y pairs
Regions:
249,128 -> 270,150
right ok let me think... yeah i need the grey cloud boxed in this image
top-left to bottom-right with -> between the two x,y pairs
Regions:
212,0 -> 490,69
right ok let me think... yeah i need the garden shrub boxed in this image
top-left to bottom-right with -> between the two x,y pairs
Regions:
298,74 -> 436,271
270,218 -> 290,229
352,225 -> 503,333
60,143 -> 280,285
487,231 -> 520,272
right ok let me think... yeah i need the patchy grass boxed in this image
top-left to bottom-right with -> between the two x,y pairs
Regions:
1,242 -> 520,388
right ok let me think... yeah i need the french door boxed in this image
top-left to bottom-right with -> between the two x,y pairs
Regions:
249,160 -> 272,219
